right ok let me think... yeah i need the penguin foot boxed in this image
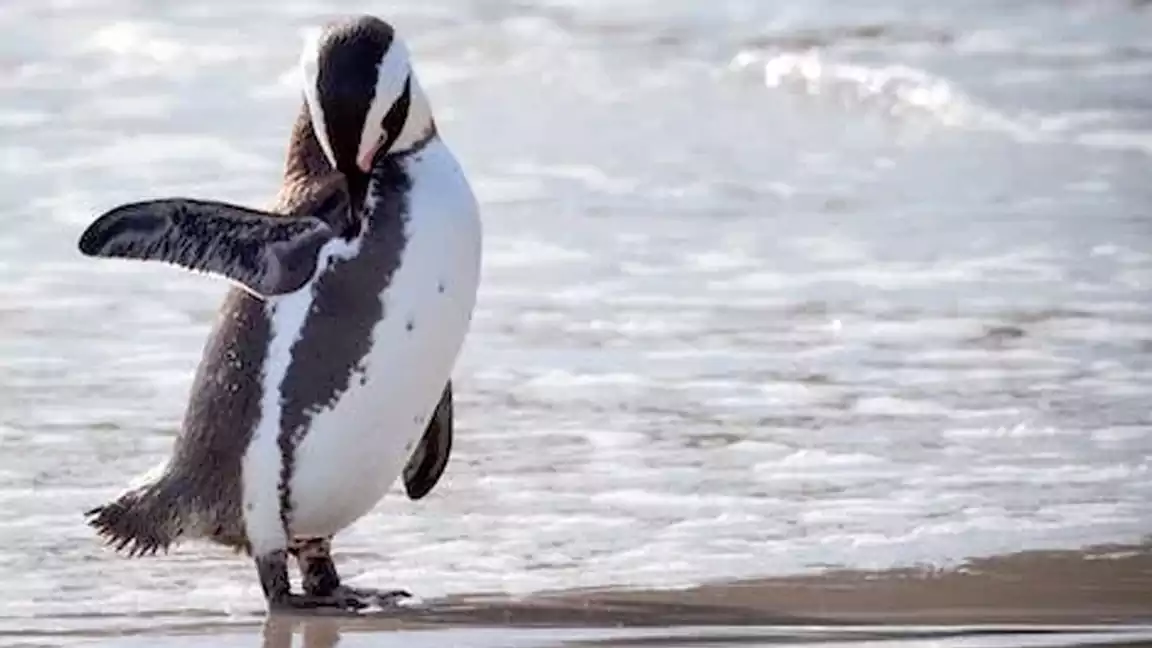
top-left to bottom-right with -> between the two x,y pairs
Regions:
291,537 -> 414,610
265,588 -> 411,613
268,592 -> 370,613
333,586 -> 413,609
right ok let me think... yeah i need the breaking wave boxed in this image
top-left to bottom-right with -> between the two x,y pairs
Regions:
729,49 -> 1036,138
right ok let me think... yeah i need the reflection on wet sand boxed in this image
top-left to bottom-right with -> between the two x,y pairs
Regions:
261,616 -> 339,648
254,615 -> 1152,648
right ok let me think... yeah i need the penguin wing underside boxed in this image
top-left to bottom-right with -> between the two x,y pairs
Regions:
403,382 -> 453,501
78,194 -> 349,297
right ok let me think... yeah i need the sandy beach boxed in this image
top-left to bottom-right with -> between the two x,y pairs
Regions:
10,543 -> 1148,647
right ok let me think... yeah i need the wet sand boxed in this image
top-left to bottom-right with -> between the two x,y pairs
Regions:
523,542 -> 1152,626
21,543 -> 1152,647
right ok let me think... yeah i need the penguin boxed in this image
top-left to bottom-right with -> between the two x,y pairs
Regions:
76,14 -> 481,611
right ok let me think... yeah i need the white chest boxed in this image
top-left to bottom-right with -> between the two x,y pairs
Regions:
241,139 -> 481,552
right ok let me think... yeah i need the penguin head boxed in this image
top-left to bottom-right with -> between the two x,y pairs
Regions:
300,16 -> 434,177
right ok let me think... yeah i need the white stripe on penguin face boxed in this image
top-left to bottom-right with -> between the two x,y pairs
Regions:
299,27 -> 338,170
355,38 -> 411,171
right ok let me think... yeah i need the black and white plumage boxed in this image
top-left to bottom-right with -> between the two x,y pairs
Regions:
80,14 -> 482,612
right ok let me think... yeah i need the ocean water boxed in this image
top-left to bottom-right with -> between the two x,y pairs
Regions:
0,0 -> 1150,639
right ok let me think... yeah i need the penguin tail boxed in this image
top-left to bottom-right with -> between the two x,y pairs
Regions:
85,475 -> 184,558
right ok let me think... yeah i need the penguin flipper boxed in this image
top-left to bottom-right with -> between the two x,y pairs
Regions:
403,382 -> 453,501
77,191 -> 350,297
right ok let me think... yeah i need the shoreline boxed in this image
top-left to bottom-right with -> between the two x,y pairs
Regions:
512,541 -> 1152,626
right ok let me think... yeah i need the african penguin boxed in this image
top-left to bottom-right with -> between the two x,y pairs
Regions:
77,15 -> 481,611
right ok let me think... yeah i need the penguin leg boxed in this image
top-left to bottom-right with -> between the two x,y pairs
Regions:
292,537 -> 412,608
292,537 -> 341,597
255,548 -> 367,612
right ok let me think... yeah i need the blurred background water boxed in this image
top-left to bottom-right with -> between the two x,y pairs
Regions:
0,0 -> 1150,637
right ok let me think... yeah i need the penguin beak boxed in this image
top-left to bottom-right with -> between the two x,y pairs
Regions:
356,137 -> 384,173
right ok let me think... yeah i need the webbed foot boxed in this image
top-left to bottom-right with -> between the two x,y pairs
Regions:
267,591 -> 369,613
332,585 -> 412,609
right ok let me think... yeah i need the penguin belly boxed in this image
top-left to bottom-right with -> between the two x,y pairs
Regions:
287,296 -> 469,537
284,141 -> 480,539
